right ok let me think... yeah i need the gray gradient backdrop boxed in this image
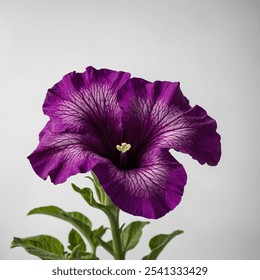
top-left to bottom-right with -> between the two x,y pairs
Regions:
1,0 -> 259,259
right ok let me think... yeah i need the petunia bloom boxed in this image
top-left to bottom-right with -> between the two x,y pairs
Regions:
28,66 -> 221,219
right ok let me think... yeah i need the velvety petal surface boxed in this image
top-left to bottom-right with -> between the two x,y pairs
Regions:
28,131 -> 109,184
43,66 -> 130,156
29,67 -> 131,184
93,149 -> 187,219
118,78 -> 221,166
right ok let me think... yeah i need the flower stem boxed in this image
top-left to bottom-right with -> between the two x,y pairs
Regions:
107,208 -> 124,260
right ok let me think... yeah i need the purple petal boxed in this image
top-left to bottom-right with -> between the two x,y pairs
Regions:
39,120 -> 51,140
28,131 -> 108,184
93,149 -> 187,219
118,78 -> 221,166
29,67 -> 131,184
43,66 -> 130,152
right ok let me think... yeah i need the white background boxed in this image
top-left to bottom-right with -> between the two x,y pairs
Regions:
0,0 -> 259,259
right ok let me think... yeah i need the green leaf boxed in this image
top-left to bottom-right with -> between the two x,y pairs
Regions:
85,176 -> 102,203
92,226 -> 107,249
11,235 -> 66,260
122,221 -> 150,254
27,206 -> 93,248
93,226 -> 107,239
142,230 -> 183,260
120,223 -> 126,233
79,252 -> 99,260
72,183 -> 119,221
67,229 -> 101,260
68,229 -> 86,252
75,252 -> 99,260
71,184 -> 107,212
94,236 -> 114,256
91,171 -> 106,204
67,245 -> 99,260
67,245 -> 81,259
107,240 -> 113,248
28,206 -> 92,227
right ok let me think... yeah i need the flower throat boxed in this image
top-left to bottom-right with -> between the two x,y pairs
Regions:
116,142 -> 131,168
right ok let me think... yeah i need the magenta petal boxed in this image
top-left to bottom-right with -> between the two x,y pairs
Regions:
43,66 -> 130,151
118,78 -> 221,166
28,67 -> 132,184
28,132 -> 108,184
28,66 -> 221,219
39,121 -> 51,140
93,149 -> 187,219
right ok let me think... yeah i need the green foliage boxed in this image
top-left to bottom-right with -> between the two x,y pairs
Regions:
71,184 -> 107,212
68,228 -> 86,252
94,236 -> 114,256
92,226 -> 108,252
10,232 -> 99,260
122,221 -> 150,255
85,171 -> 107,204
28,206 -> 96,250
11,172 -> 184,260
72,181 -> 118,217
69,250 -> 99,260
11,235 -> 66,260
142,230 -> 184,260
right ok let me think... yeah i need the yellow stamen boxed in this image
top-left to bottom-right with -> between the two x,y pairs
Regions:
116,142 -> 131,153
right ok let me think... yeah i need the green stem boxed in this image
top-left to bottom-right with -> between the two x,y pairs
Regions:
92,245 -> 97,256
107,208 -> 124,260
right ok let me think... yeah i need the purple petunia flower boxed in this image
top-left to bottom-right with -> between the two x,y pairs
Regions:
28,66 -> 221,219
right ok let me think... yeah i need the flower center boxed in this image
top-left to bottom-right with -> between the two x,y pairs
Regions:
116,142 -> 131,153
